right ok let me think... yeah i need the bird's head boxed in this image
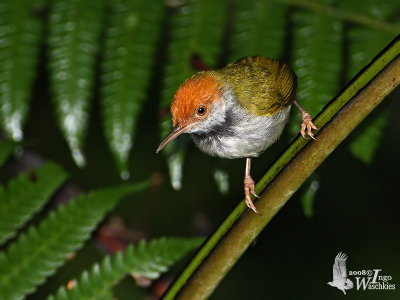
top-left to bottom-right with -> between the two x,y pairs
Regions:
157,72 -> 228,153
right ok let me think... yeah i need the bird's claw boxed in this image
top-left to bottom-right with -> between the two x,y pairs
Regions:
300,111 -> 318,140
244,176 -> 261,215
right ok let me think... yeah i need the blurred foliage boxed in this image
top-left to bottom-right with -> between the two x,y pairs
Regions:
48,237 -> 203,300
47,0 -> 105,167
341,0 -> 399,164
300,178 -> 319,218
0,0 -> 399,299
101,0 -> 164,178
0,0 -> 43,141
0,162 -> 198,299
0,162 -> 67,245
229,0 -> 288,61
0,140 -> 17,166
0,165 -> 149,300
349,108 -> 389,164
289,1 -> 343,135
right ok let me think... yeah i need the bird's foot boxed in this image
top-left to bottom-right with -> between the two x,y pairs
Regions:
244,176 -> 261,215
300,110 -> 318,140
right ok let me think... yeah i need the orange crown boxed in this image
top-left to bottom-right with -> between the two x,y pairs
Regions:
171,73 -> 222,127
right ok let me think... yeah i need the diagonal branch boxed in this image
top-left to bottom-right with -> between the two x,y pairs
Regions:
162,35 -> 400,300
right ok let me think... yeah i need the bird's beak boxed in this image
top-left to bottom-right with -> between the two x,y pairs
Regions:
156,123 -> 188,153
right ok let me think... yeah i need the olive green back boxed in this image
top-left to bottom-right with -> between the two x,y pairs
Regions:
219,56 -> 297,116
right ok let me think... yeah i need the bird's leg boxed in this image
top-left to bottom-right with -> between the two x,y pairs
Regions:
244,157 -> 261,215
294,100 -> 318,140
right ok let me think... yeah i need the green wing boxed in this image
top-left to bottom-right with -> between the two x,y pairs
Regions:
220,56 -> 297,116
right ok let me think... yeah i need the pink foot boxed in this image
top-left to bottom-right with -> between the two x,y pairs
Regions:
244,176 -> 261,215
300,111 -> 318,140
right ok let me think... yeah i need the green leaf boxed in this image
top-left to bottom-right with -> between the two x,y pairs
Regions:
101,0 -> 164,179
0,0 -> 43,141
229,0 -> 288,61
0,181 -> 148,300
213,159 -> 229,195
159,0 -> 226,189
213,168 -> 229,195
47,0 -> 105,167
300,179 -> 319,218
47,237 -> 203,300
349,108 -> 388,164
341,0 -> 399,78
342,0 -> 399,163
0,162 -> 67,246
0,140 -> 17,167
289,2 -> 343,135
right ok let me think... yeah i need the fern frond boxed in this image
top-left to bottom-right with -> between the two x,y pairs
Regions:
0,140 -> 17,167
213,168 -> 229,195
342,0 -> 399,79
288,2 -> 343,135
0,162 -> 67,246
349,108 -> 388,164
0,0 -> 43,141
229,0 -> 288,61
160,0 -> 227,189
47,237 -> 203,300
101,0 -> 164,179
0,182 -> 148,300
300,179 -> 319,218
213,158 -> 229,195
342,0 -> 399,163
47,0 -> 105,167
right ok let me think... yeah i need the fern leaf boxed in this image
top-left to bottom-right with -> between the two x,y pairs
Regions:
0,162 -> 67,246
47,237 -> 203,300
101,0 -> 164,179
47,0 -> 105,167
349,108 -> 388,164
300,179 -> 319,218
229,0 -> 288,61
0,181 -> 148,300
213,158 -> 229,195
342,0 -> 399,163
289,2 -> 343,135
160,0 -> 226,189
341,0 -> 399,78
0,140 -> 17,167
0,0 -> 43,141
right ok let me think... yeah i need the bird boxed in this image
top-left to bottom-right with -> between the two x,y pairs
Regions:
327,252 -> 354,294
157,56 -> 317,214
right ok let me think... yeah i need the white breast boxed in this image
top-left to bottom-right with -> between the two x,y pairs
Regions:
189,91 -> 291,159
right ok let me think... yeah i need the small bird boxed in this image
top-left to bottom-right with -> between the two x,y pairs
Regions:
157,56 -> 317,214
327,252 -> 354,295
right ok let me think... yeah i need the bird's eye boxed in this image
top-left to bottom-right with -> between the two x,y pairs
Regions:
196,105 -> 207,116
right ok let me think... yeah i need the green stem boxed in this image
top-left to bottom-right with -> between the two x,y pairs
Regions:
162,35 -> 400,300
274,0 -> 400,34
